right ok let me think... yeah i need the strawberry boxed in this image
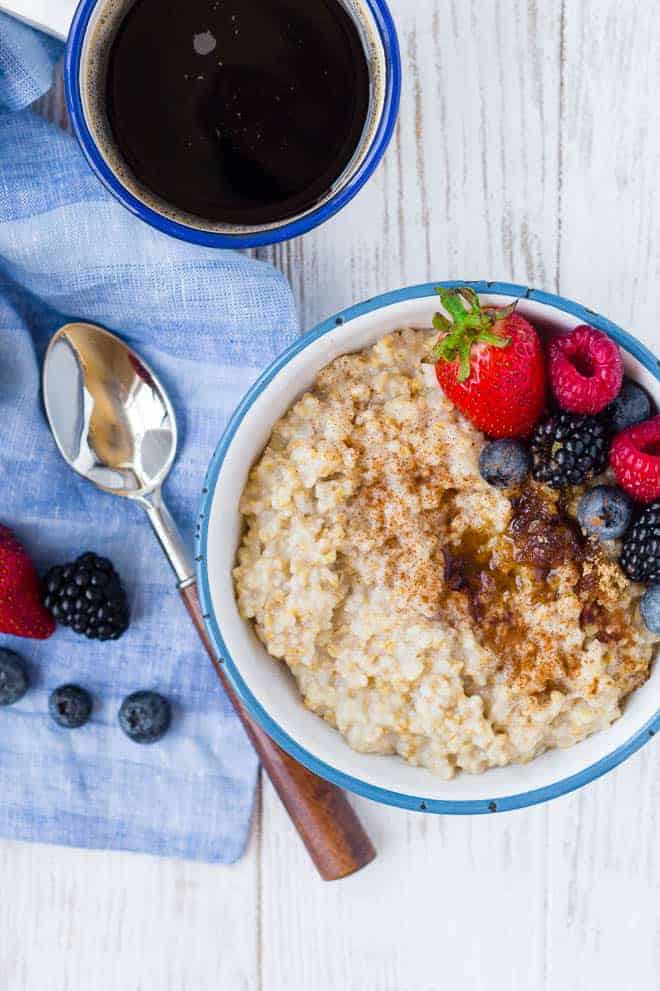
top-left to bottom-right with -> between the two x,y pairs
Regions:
426,287 -> 547,438
0,525 -> 56,640
610,416 -> 660,503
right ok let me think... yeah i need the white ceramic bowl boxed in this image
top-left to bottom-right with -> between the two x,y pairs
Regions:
197,281 -> 660,814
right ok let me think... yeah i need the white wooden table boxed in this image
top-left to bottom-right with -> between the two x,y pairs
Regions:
3,2 -> 660,988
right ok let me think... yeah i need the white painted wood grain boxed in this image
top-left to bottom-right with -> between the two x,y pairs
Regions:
3,1 -> 660,989
560,0 -> 660,341
0,824 -> 260,990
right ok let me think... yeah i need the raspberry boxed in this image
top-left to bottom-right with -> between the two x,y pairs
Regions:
610,416 -> 660,503
548,325 -> 623,414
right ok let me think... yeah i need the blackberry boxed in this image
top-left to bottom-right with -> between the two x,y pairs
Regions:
530,412 -> 609,489
620,501 -> 660,583
43,552 -> 129,641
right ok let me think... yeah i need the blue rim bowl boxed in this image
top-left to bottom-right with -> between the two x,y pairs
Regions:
197,281 -> 660,814
64,0 -> 401,249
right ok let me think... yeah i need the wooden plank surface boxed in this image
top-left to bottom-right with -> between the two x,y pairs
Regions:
0,826 -> 260,990
4,1 -> 660,989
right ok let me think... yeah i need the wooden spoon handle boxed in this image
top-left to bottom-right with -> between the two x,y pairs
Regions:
180,581 -> 376,880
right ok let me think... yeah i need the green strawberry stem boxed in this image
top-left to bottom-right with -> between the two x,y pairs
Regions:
426,287 -> 515,382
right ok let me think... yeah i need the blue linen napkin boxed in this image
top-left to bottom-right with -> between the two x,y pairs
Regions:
0,14 -> 299,863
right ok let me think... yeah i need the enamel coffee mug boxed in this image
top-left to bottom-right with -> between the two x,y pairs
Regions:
65,0 -> 401,248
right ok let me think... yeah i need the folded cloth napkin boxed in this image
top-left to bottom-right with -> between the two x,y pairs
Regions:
0,14 -> 299,863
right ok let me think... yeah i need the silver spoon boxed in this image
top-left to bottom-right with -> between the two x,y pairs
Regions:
42,322 -> 375,880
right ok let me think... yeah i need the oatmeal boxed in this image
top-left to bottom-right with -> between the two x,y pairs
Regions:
233,329 -> 657,778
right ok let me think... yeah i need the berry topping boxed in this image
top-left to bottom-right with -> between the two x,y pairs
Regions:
0,648 -> 29,706
118,691 -> 171,744
577,485 -> 633,541
478,440 -> 530,489
0,525 -> 55,640
548,325 -> 623,415
610,416 -> 660,503
620,501 -> 660,583
48,684 -> 93,729
530,412 -> 609,488
43,553 -> 130,641
427,287 -> 547,438
603,379 -> 653,433
640,585 -> 660,634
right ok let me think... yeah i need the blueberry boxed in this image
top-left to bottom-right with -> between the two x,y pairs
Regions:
118,691 -> 171,744
49,684 -> 92,728
0,649 -> 28,706
603,380 -> 653,433
577,485 -> 633,541
641,585 -> 660,633
479,440 -> 531,488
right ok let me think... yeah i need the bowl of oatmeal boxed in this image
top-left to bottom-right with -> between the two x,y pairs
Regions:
197,282 -> 660,813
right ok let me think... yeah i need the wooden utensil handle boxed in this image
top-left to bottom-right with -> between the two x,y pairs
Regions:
180,581 -> 376,881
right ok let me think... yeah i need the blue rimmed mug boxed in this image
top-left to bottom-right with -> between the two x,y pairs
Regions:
64,0 -> 401,249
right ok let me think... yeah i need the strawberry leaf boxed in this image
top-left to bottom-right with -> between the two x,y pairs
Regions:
477,330 -> 511,348
457,342 -> 472,382
457,286 -> 480,313
432,312 -> 452,333
427,287 -> 514,382
482,301 -> 517,321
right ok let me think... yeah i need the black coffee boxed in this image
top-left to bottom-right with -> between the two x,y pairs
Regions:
105,0 -> 371,225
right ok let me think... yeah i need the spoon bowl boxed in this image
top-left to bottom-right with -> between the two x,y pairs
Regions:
44,323 -> 176,497
44,322 -> 191,582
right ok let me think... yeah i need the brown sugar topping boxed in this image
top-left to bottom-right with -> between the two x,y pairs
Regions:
437,488 -> 638,693
440,529 -> 534,667
509,487 -> 583,570
576,551 -> 633,647
579,602 -> 624,643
